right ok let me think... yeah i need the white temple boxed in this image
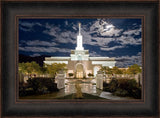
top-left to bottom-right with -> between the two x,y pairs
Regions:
44,23 -> 116,78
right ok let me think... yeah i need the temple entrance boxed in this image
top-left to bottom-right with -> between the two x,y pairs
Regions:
76,64 -> 84,79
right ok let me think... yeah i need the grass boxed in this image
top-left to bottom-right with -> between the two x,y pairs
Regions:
57,93 -> 106,99
19,93 -> 106,100
19,92 -> 60,99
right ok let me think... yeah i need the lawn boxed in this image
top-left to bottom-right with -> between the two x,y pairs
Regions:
19,93 -> 106,99
53,93 -> 106,99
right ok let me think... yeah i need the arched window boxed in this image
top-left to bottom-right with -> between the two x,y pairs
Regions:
76,64 -> 83,78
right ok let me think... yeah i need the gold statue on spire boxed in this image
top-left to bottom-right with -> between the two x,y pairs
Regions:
78,22 -> 81,35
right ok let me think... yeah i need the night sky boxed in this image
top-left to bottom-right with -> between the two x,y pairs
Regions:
19,18 -> 142,67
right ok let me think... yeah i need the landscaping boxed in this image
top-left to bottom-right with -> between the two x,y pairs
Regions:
103,78 -> 141,99
57,93 -> 105,99
19,61 -> 142,100
19,77 -> 58,97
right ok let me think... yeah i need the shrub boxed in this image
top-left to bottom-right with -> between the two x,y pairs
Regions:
103,82 -> 110,91
19,87 -> 27,97
126,79 -> 138,91
27,78 -> 42,93
117,79 -> 129,90
68,73 -> 73,77
28,77 -> 58,92
20,77 -> 58,96
103,86 -> 110,91
130,87 -> 141,99
113,89 -> 128,97
108,79 -> 118,92
88,73 -> 94,77
103,78 -> 141,99
103,82 -> 108,87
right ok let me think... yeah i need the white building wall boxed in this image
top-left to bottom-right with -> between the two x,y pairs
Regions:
50,57 -> 70,59
92,61 -> 116,68
70,54 -> 89,60
44,61 -> 68,65
94,66 -> 101,77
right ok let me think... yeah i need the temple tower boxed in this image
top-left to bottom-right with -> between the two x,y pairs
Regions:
70,23 -> 89,61
76,23 -> 84,50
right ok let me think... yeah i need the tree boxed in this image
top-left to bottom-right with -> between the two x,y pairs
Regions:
19,61 -> 42,76
40,65 -> 47,74
127,64 -> 142,74
45,63 -> 66,77
100,66 -> 112,74
121,69 -> 128,74
112,66 -> 123,74
19,62 -> 28,74
106,67 -> 113,74
30,61 -> 42,74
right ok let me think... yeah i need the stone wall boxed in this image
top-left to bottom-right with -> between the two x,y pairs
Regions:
96,71 -> 103,90
55,71 -> 65,89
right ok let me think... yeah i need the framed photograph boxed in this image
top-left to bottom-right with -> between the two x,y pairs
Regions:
1,0 -> 159,117
18,17 -> 143,101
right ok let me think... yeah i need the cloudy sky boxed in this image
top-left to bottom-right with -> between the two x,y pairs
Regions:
19,18 -> 142,67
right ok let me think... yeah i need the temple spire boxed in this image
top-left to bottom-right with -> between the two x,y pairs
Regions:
76,22 -> 84,50
79,22 -> 81,35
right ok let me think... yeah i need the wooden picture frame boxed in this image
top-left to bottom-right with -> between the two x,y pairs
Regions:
0,0 -> 159,117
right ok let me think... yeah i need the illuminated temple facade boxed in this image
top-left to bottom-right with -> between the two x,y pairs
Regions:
44,23 -> 116,78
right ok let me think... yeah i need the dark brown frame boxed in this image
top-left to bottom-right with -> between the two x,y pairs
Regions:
0,0 -> 159,118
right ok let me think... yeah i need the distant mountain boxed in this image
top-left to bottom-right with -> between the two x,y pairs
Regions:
19,54 -> 50,67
